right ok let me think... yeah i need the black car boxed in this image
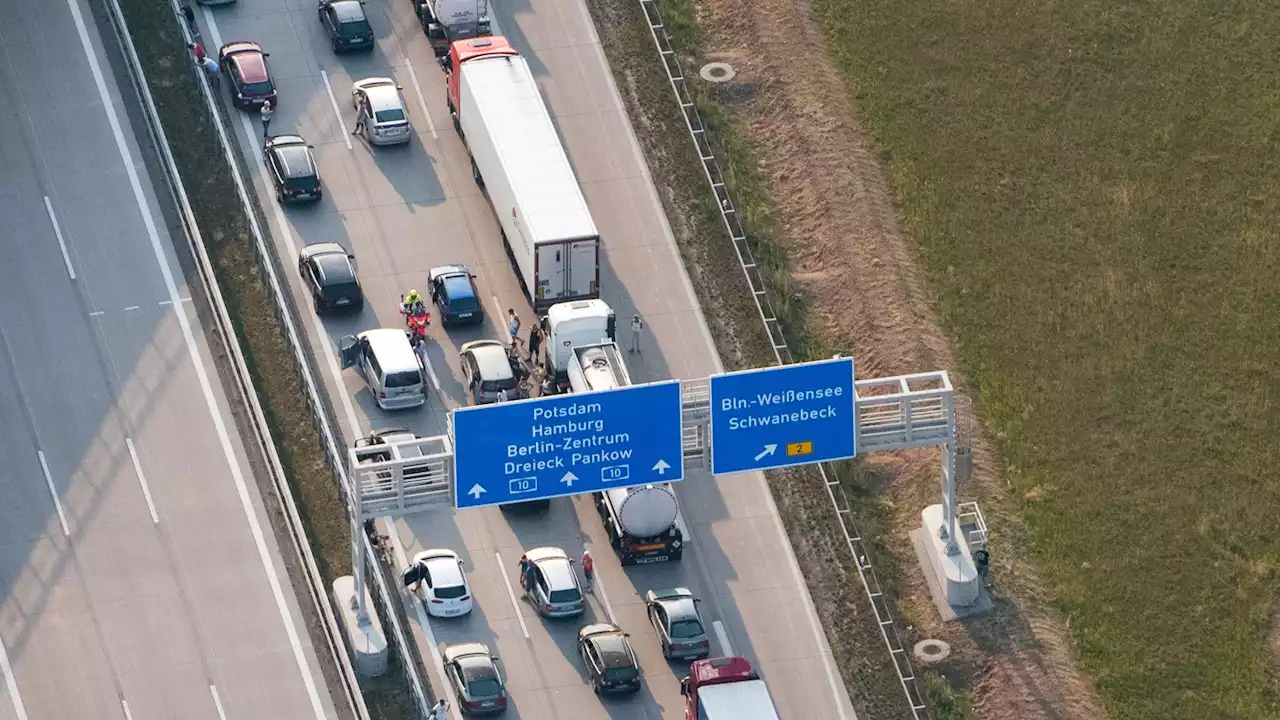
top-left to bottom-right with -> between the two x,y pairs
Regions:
318,0 -> 374,52
428,264 -> 485,327
264,136 -> 322,204
578,623 -> 642,694
441,642 -> 508,715
297,243 -> 363,313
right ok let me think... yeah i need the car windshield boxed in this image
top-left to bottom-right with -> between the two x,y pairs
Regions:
374,107 -> 407,124
340,20 -> 372,37
548,588 -> 580,604
467,678 -> 502,697
604,667 -> 638,684
243,80 -> 274,95
384,370 -> 421,388
668,619 -> 703,639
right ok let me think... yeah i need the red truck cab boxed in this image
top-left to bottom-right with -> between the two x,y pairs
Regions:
442,35 -> 518,129
681,656 -> 781,720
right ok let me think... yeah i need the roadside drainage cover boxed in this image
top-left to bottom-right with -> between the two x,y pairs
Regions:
913,639 -> 951,664
699,62 -> 736,83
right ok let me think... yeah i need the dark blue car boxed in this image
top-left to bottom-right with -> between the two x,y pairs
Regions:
428,265 -> 485,328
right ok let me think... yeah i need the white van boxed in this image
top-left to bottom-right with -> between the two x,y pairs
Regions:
340,329 -> 426,410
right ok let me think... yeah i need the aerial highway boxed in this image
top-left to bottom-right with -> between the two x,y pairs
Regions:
0,0 -> 338,718
197,0 -> 859,717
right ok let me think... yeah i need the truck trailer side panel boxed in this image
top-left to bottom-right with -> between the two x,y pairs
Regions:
458,51 -> 600,310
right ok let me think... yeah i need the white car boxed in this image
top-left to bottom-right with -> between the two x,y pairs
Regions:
352,77 -> 412,146
410,549 -> 473,617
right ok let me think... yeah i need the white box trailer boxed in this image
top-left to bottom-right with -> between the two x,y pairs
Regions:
445,36 -> 601,313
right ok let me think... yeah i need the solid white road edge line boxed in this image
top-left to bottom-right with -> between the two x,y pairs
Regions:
571,1 -> 856,716
388,527 -> 462,718
320,70 -> 354,151
36,450 -> 70,536
70,3 -> 328,715
403,58 -> 438,140
209,685 -> 228,720
125,438 -> 160,523
582,544 -> 615,622
0,635 -> 30,720
495,552 -> 531,640
712,620 -> 733,657
42,196 -> 76,280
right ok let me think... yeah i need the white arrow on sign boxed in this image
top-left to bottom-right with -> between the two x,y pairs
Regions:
561,471 -> 578,487
467,484 -> 486,499
754,444 -> 778,462
652,459 -> 671,475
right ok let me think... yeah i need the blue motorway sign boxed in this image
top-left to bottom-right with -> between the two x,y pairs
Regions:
709,357 -> 855,475
452,381 -> 684,509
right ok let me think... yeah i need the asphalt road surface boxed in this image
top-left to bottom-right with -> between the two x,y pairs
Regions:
198,0 -> 860,717
0,0 -> 338,718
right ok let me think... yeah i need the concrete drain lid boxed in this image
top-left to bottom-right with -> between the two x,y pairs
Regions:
699,62 -> 736,83
913,639 -> 951,664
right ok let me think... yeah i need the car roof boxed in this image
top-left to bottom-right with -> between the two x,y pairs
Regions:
366,427 -> 411,443
273,144 -> 315,179
589,634 -> 634,668
441,274 -> 476,300
442,642 -> 490,664
355,78 -> 403,112
359,329 -> 418,371
429,264 -> 470,283
422,553 -> 464,586
653,590 -> 700,621
313,252 -> 355,285
328,0 -> 367,22
460,341 -> 513,381
526,548 -> 575,589
223,44 -> 269,82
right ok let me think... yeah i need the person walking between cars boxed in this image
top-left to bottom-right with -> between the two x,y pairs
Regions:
428,698 -> 450,720
523,559 -> 538,597
581,549 -> 594,592
260,100 -> 274,139
507,309 -> 521,347
527,325 -> 543,368
352,102 -> 369,137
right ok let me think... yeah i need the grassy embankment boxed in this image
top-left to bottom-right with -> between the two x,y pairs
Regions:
814,0 -> 1280,717
114,1 -> 422,716
584,0 -> 923,715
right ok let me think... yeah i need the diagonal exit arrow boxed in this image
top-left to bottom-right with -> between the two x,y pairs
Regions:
754,444 -> 778,462
561,471 -> 578,487
467,484 -> 486,499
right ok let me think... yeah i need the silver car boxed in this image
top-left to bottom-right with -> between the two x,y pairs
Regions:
459,340 -> 520,405
351,77 -> 412,146
524,547 -> 584,618
645,587 -> 710,660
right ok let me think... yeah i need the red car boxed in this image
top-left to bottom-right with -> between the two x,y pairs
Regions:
218,41 -> 277,109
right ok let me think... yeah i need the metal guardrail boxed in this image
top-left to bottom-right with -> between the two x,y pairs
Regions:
141,1 -> 437,716
98,1 -> 369,717
636,0 -> 930,715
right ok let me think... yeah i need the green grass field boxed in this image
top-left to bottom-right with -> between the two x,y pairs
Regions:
812,0 -> 1280,717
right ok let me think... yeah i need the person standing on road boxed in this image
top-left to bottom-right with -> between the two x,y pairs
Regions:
581,549 -> 594,592
428,698 -> 450,720
507,309 -> 521,347
181,4 -> 200,40
352,101 -> 369,137
628,314 -> 644,355
527,325 -> 543,367
260,99 -> 274,139
198,55 -> 220,89
523,560 -> 538,597
189,40 -> 205,63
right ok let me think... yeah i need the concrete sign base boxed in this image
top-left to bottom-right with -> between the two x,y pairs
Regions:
333,576 -> 389,677
909,504 -> 991,622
